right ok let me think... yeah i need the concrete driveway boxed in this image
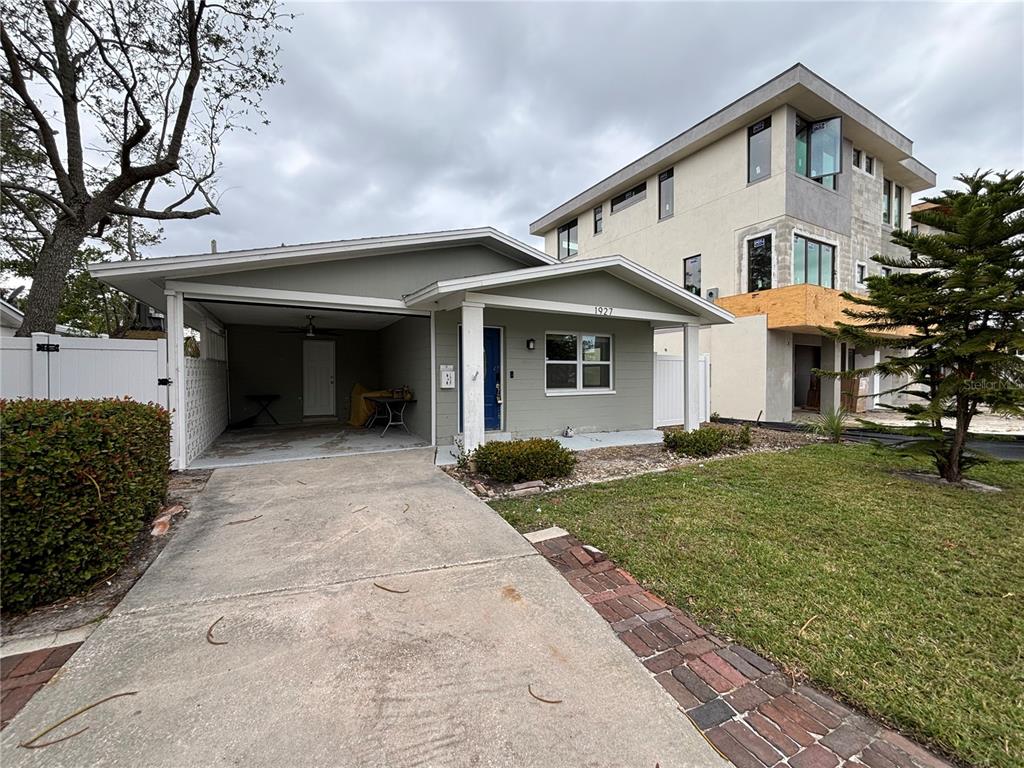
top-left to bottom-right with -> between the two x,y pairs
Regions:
2,449 -> 724,767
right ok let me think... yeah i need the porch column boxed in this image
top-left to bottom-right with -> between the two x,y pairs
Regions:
819,337 -> 843,413
461,301 -> 486,453
165,289 -> 188,470
683,324 -> 701,431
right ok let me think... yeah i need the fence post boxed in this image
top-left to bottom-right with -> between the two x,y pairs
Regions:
29,332 -> 50,398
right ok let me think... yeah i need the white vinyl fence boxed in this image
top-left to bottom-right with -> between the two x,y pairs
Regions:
654,353 -> 710,428
1,333 -> 168,406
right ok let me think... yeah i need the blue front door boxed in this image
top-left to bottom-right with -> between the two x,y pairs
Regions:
483,327 -> 502,430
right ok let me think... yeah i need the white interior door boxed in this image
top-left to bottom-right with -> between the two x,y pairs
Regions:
303,339 -> 336,417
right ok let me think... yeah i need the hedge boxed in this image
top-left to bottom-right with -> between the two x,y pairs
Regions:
473,438 -> 576,484
663,423 -> 752,458
1,398 -> 171,613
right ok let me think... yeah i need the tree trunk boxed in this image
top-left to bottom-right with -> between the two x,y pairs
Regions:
15,219 -> 90,336
941,396 -> 972,483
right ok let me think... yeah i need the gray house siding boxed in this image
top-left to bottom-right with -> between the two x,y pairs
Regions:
475,271 -> 688,316
378,316 -> 432,440
198,245 -> 525,300
226,325 -> 380,425
433,308 -> 654,444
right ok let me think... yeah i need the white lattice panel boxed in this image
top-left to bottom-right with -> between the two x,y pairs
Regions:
184,357 -> 228,464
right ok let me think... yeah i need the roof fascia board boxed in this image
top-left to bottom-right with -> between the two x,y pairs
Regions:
165,280 -> 428,316
89,228 -> 554,281
464,292 -> 699,324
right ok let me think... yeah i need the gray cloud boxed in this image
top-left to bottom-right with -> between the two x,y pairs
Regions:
151,1 -> 1024,257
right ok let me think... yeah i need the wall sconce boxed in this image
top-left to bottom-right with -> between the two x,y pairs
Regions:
526,338 -> 536,351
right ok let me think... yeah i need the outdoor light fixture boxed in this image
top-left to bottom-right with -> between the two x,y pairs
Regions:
526,338 -> 536,350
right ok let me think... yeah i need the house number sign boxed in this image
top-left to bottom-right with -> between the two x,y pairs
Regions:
594,306 -> 614,316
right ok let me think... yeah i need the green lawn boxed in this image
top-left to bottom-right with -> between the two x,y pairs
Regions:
493,444 -> 1024,768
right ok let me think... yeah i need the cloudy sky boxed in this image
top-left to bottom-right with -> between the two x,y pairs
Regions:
152,0 -> 1024,257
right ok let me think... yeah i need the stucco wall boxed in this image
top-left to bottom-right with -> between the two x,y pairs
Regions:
200,245 -> 525,300
433,308 -> 654,443
765,330 -> 794,422
704,315 -> 768,420
546,105 -> 788,302
378,316 -> 432,440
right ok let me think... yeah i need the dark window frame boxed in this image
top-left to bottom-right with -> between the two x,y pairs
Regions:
852,148 -> 862,169
894,184 -> 904,228
865,155 -> 874,175
746,234 -> 773,292
557,218 -> 579,259
795,114 -> 842,190
882,179 -> 892,224
747,116 -> 772,183
658,169 -> 674,220
610,181 -> 647,214
683,254 -> 701,296
593,205 -> 603,235
793,233 -> 836,289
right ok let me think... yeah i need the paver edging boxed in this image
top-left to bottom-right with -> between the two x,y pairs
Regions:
531,532 -> 958,768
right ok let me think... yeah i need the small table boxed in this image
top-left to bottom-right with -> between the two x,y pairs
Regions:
365,396 -> 416,437
245,394 -> 280,425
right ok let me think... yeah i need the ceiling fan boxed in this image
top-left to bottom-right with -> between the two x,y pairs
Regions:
278,314 -> 340,337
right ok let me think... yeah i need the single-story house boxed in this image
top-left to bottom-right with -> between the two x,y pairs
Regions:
90,228 -> 732,469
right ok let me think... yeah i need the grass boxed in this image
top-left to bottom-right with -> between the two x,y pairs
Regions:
492,444 -> 1024,768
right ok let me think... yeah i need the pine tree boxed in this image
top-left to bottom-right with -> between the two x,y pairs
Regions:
830,170 -> 1024,482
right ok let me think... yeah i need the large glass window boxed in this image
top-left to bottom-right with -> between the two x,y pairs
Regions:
747,116 -> 771,183
557,219 -> 578,259
658,169 -> 674,219
593,205 -> 603,235
894,184 -> 903,228
545,332 -> 613,393
793,234 -> 835,288
795,116 -> 841,190
610,181 -> 646,213
882,179 -> 892,224
683,254 -> 701,296
747,234 -> 773,292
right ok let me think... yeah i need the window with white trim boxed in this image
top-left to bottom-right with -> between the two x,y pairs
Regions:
545,332 -> 612,393
855,261 -> 868,287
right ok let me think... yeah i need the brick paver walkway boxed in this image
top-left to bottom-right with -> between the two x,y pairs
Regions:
1,643 -> 82,730
534,533 -> 953,768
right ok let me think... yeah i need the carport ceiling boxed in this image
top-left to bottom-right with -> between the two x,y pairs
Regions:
195,301 -> 406,331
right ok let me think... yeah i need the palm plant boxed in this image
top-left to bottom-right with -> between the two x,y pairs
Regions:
809,407 -> 848,443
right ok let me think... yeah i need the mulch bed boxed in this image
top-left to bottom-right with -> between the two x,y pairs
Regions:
533,532 -> 955,768
445,426 -> 815,499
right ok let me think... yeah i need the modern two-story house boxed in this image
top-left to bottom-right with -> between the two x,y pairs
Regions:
530,64 -> 935,422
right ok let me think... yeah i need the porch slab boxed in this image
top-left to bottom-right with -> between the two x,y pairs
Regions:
191,422 -> 429,469
435,429 -> 665,466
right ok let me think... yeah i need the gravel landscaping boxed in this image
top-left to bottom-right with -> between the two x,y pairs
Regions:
444,425 -> 816,497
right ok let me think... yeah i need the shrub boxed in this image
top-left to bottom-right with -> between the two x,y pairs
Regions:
663,424 -> 752,457
1,398 -> 170,613
809,407 -> 848,444
472,438 -> 576,484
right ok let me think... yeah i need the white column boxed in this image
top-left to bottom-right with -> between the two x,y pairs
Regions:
461,301 -> 486,453
165,289 -> 188,469
683,324 -> 701,431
